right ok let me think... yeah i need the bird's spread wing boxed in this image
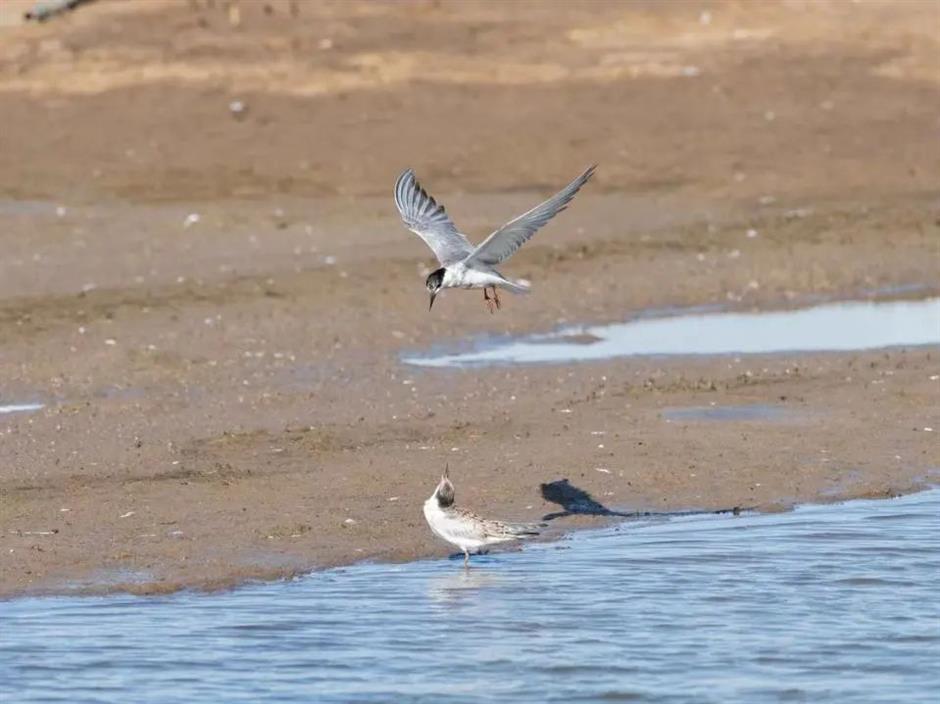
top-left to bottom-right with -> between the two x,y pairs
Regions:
466,165 -> 596,267
395,169 -> 474,266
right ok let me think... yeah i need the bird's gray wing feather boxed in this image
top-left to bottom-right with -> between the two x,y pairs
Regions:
395,169 -> 474,266
502,521 -> 543,537
451,509 -> 540,541
445,510 -> 489,541
465,165 -> 596,267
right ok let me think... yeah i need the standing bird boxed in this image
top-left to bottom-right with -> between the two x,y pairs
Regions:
395,165 -> 597,312
423,466 -> 543,567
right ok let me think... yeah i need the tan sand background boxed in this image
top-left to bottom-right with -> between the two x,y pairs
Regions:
0,0 -> 937,596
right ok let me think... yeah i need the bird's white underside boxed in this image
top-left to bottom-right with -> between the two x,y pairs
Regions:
423,496 -> 516,552
441,262 -> 510,290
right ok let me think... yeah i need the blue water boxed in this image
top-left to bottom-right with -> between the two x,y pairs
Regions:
3,489 -> 938,703
404,297 -> 940,367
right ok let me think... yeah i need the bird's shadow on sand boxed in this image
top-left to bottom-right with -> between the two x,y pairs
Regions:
539,478 -> 744,522
443,479 -> 745,560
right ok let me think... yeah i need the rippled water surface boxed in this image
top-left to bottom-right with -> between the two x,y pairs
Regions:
405,297 -> 940,367
3,490 -> 938,703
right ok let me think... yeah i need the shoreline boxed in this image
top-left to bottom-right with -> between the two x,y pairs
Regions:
9,479 -> 936,600
2,209 -> 936,598
2,219 -> 937,598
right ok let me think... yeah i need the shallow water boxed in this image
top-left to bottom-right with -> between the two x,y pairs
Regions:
3,490 -> 938,703
404,297 -> 940,367
661,403 -> 797,423
0,402 -> 44,415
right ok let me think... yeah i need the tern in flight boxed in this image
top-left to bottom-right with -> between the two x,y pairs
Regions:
394,165 -> 596,312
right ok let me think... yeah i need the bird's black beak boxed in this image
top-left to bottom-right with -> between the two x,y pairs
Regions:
428,290 -> 438,311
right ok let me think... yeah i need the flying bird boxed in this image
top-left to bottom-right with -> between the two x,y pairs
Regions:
395,165 -> 596,312
423,466 -> 543,567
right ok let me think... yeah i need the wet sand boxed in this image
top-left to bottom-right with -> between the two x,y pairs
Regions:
1,0 -> 938,597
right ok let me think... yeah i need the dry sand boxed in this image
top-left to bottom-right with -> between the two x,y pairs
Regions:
0,0 -> 937,597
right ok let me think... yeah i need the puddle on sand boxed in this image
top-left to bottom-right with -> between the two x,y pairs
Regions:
3,490 -> 938,703
0,403 -> 44,415
0,200 -> 65,217
662,403 -> 799,423
404,297 -> 940,368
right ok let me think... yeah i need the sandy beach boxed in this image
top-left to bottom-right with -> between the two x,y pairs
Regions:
0,0 -> 937,597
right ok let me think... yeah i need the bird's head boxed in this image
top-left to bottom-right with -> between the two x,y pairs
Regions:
435,464 -> 455,507
425,268 -> 445,311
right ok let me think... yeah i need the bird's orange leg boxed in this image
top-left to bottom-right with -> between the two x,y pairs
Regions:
483,287 -> 495,314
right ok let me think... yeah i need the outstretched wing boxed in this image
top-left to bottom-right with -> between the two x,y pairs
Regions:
466,165 -> 596,267
394,169 -> 474,266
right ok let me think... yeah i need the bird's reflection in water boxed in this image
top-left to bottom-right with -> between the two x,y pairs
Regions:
426,567 -> 510,605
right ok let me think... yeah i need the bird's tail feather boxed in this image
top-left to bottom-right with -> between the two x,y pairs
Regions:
508,521 -> 545,537
500,278 -> 531,295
